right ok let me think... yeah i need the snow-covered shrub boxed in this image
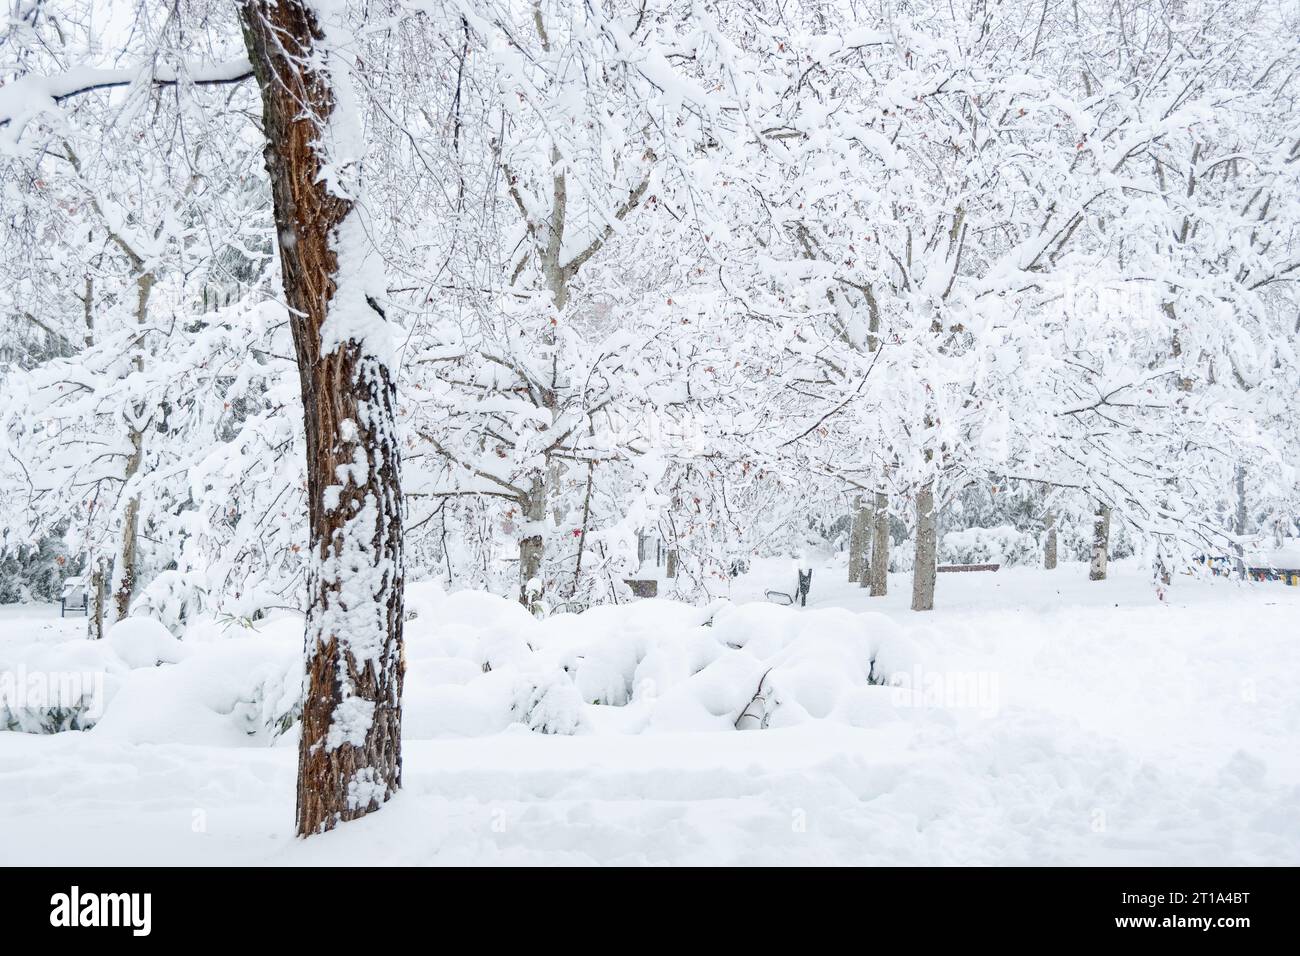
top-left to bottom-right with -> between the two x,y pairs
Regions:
1,615 -> 301,742
1060,515 -> 1136,563
89,617 -> 302,745
5,581 -> 923,741
131,571 -> 209,637
388,585 -> 925,738
509,667 -> 587,735
0,531 -> 80,604
0,620 -> 177,734
890,542 -> 915,573
108,617 -> 188,667
941,525 -> 1039,567
2,689 -> 100,733
230,656 -> 303,739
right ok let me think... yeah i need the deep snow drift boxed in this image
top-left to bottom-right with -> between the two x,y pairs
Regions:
2,559 -> 1298,865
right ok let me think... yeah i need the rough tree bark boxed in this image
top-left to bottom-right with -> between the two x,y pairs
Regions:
1043,509 -> 1057,570
1233,465 -> 1248,579
109,424 -> 144,622
1089,503 -> 1111,581
239,0 -> 405,837
869,492 -> 889,596
89,556 -> 107,641
848,495 -> 868,583
519,473 -> 547,612
107,273 -> 153,624
911,481 -> 937,611
1153,537 -> 1172,590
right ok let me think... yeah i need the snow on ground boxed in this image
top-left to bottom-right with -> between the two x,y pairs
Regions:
1,560 -> 1298,865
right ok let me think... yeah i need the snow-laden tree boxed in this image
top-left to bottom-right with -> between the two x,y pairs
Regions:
0,0 -> 274,633
692,0 -> 1300,607
389,0 -> 740,611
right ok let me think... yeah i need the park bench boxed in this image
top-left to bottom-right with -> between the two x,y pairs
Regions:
937,563 -> 1001,573
60,577 -> 88,617
765,569 -> 813,607
624,579 -> 658,598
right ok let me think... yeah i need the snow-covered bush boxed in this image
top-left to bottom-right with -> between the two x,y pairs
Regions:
400,590 -> 919,737
14,578 -> 922,741
0,618 -> 183,733
1059,515 -> 1136,563
890,542 -> 915,574
509,668 -> 588,735
1,615 -> 301,741
131,571 -> 209,637
0,532 -> 79,604
941,525 -> 1039,567
4,583 -> 922,742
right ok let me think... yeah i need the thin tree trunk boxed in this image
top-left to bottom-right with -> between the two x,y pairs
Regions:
1154,538 -> 1172,588
869,492 -> 889,596
81,273 -> 94,348
911,481 -> 937,611
108,270 -> 153,624
89,556 -> 107,641
1089,503 -> 1111,581
1233,465 -> 1247,579
666,549 -> 678,579
240,0 -> 405,837
519,472 -> 547,612
1043,509 -> 1057,570
109,436 -> 141,623
548,459 -> 566,526
848,495 -> 867,583
570,452 -> 595,597
864,283 -> 881,353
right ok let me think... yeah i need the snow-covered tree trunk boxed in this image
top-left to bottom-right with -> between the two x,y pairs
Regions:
519,473 -> 547,612
106,251 -> 155,625
109,428 -> 143,623
1234,465 -> 1248,579
81,274 -> 94,349
1154,538 -> 1172,591
1043,510 -> 1057,570
239,0 -> 404,837
911,482 -> 937,611
1089,504 -> 1111,582
869,492 -> 889,597
848,495 -> 868,582
89,557 -> 107,641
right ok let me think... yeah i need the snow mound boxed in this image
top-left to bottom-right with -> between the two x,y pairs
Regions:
2,587 -> 919,743
107,617 -> 189,668
93,616 -> 302,746
398,588 -> 920,738
1,613 -> 301,742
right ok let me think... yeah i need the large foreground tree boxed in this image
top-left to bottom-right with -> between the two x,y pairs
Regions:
238,0 -> 405,835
